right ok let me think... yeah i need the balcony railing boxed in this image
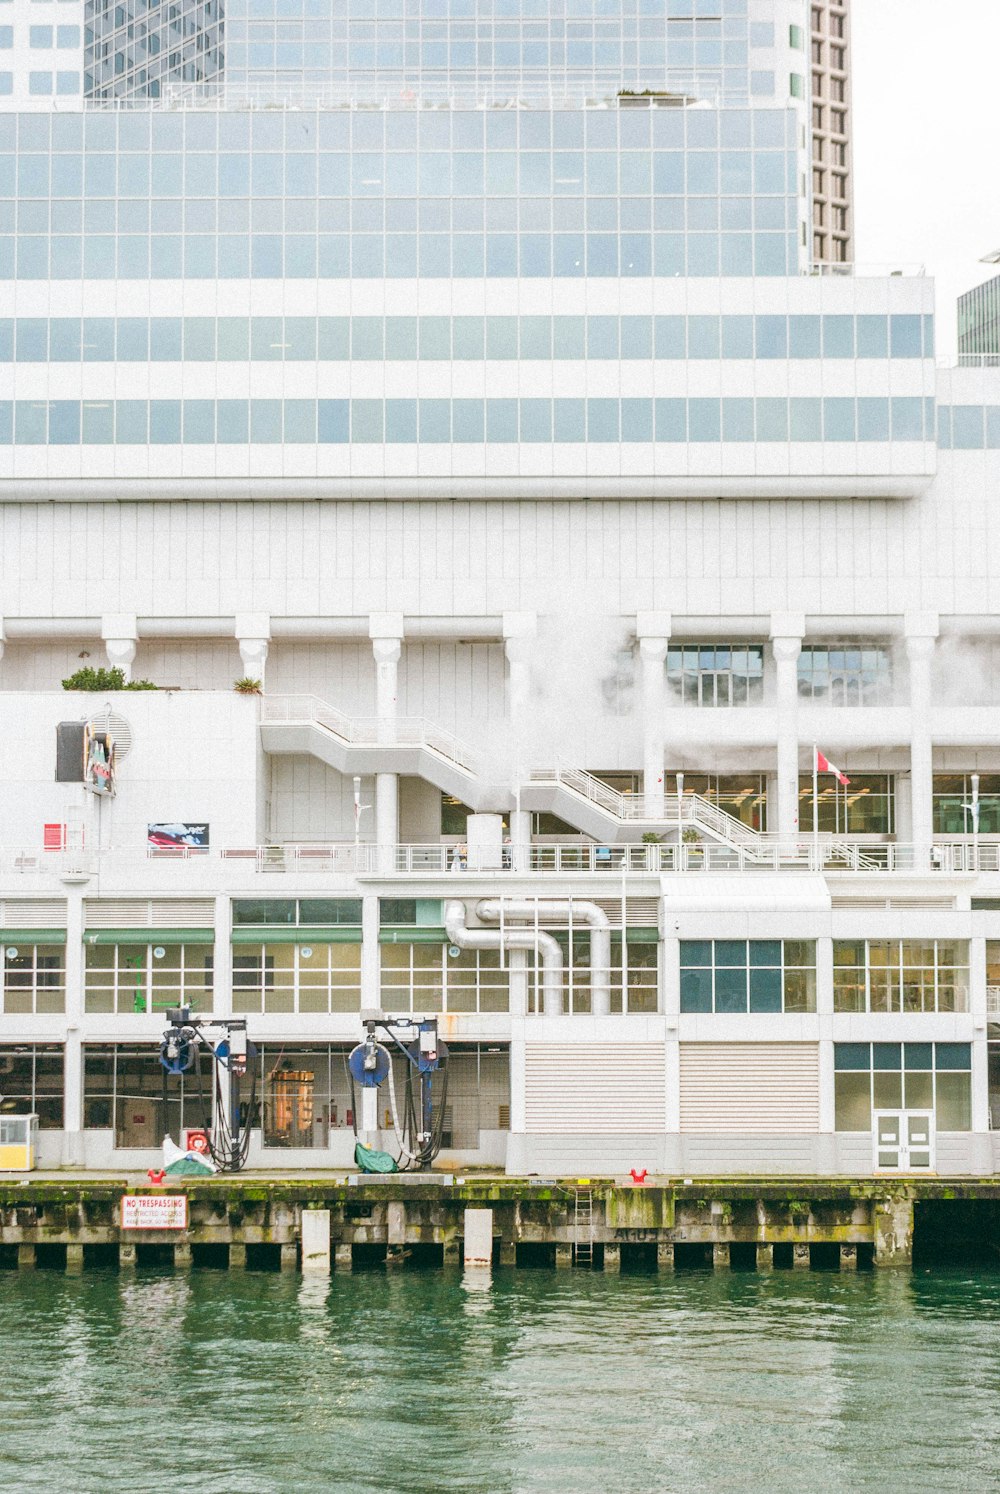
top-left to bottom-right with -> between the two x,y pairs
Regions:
1,838 -> 999,880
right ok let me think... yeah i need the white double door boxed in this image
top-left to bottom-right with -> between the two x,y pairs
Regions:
873,1110 -> 935,1172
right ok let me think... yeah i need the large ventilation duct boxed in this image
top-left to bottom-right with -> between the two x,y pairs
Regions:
475,898 -> 613,1018
444,899 -> 564,1016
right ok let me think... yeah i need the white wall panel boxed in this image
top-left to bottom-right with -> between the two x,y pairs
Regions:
679,1042 -> 820,1134
268,756 -> 374,842
266,643 -> 376,714
524,1042 -> 666,1134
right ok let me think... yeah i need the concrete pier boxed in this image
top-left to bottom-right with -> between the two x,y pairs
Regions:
0,1177 -> 993,1275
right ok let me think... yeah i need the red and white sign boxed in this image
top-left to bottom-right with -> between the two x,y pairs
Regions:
121,1194 -> 189,1230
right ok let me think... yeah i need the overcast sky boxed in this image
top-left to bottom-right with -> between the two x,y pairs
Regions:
852,0 -> 1000,355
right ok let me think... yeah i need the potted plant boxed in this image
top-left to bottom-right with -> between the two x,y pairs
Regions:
234,677 -> 262,695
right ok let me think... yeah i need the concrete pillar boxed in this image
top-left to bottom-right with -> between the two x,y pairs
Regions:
61,885 -> 85,1166
18,1244 -> 36,1270
174,1242 -> 193,1269
792,1243 -> 811,1270
102,613 -> 137,682
360,895 -> 381,1012
235,612 -> 271,687
212,894 -> 233,1019
375,773 -> 399,868
280,1243 -> 298,1272
840,1244 -> 858,1271
874,1193 -> 914,1265
463,1208 -> 493,1268
387,1200 -> 406,1245
555,1243 -> 573,1269
301,1209 -> 331,1273
603,1243 -> 621,1274
502,612 -> 536,728
443,1236 -> 460,1266
64,1243 -> 84,1274
712,1242 -> 731,1270
770,614 -> 805,838
0,617 -> 5,663
756,1244 -> 774,1271
229,1242 -> 247,1270
335,1243 -> 353,1272
499,1240 -> 517,1267
657,1242 -> 675,1271
637,613 -> 671,820
905,615 -> 939,869
371,620 -> 403,870
509,808 -> 532,872
119,1242 -> 137,1270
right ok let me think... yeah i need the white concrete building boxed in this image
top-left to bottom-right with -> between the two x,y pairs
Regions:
0,0 -> 997,1178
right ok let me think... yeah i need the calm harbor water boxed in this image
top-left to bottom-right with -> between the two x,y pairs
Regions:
1,1265 -> 999,1493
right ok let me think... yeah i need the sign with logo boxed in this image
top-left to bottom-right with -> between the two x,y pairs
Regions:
121,1194 -> 189,1230
148,823 -> 210,851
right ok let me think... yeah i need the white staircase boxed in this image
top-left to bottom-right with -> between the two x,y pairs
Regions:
259,694 -> 882,866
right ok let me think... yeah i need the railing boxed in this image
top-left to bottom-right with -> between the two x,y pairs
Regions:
2,840 -> 998,880
808,261 -> 926,278
261,694 -> 482,776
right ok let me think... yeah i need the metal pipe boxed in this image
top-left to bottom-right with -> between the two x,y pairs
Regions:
475,898 -> 612,1018
444,899 -> 564,1017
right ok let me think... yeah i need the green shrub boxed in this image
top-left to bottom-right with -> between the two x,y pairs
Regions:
61,666 -> 157,691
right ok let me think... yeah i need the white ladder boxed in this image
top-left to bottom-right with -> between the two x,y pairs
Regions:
574,1188 -> 595,1268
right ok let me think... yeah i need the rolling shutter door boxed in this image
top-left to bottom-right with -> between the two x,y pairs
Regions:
679,1043 -> 820,1134
524,1043 -> 665,1134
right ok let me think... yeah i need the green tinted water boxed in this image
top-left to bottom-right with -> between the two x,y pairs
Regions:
1,1265 -> 999,1493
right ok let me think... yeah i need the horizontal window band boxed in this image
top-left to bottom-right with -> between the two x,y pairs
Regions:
231,925 -> 362,944
83,927 -> 215,946
0,394 -> 938,446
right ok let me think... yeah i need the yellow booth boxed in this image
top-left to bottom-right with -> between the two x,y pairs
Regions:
0,1114 -> 38,1171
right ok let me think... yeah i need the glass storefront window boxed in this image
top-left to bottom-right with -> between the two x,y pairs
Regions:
797,643 -> 893,705
833,940 -> 969,1014
84,942 -> 213,1015
0,1044 -> 63,1128
680,940 -> 816,1014
798,773 -> 894,835
834,1043 -> 971,1132
666,643 -> 765,706
2,942 -> 64,1013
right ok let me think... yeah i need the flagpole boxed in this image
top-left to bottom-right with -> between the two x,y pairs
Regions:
812,743 -> 818,868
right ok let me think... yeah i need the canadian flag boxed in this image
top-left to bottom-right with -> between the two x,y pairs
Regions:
815,748 -> 850,786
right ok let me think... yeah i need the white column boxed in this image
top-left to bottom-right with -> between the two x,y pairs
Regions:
637,612 -> 671,820
815,936 -> 836,1134
662,934 -> 681,1135
360,894 -> 381,1013
235,611 -> 271,687
101,613 -> 137,683
0,615 -> 5,665
503,612 -> 537,851
905,614 -> 938,868
770,613 -> 805,838
969,936 -> 990,1134
502,611 -> 536,729
213,894 -> 233,1018
370,616 -> 403,866
61,884 -> 86,1165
